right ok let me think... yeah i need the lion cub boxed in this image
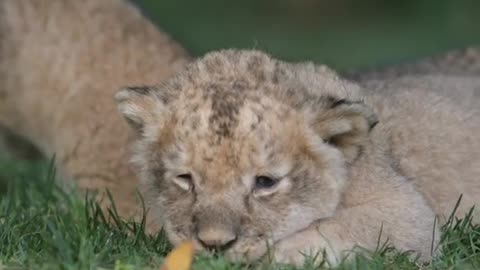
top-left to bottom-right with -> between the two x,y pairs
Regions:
116,49 -> 479,266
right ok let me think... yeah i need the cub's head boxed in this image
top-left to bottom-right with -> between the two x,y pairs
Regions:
115,50 -> 377,260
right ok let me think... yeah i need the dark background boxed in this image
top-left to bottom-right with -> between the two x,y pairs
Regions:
134,0 -> 480,71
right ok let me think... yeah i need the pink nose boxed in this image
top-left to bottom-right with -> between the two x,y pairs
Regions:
196,227 -> 237,251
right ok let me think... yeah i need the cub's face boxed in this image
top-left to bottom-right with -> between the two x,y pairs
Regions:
116,50 -> 377,261
140,96 -> 347,260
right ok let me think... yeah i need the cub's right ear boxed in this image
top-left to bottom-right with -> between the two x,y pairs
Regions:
115,86 -> 161,134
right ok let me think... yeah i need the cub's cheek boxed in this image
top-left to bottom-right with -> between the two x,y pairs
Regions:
163,222 -> 193,246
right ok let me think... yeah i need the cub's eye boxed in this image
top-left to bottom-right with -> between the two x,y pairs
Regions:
173,173 -> 193,191
254,175 -> 278,189
177,174 -> 192,180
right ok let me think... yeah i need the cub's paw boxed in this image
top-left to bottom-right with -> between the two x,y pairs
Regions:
272,227 -> 344,267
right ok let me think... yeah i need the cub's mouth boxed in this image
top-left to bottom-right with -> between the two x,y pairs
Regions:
191,233 -> 273,263
172,217 -> 319,263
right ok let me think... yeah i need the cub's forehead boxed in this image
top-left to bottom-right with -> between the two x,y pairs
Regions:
166,50 -> 299,140
162,49 -> 363,113
153,49 -> 362,145
165,50 -> 300,108
164,102 -> 303,183
172,88 -> 294,146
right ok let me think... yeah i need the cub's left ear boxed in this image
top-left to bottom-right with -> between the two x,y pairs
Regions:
115,86 -> 162,134
314,98 -> 378,163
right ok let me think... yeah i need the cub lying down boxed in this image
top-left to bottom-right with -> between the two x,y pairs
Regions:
116,50 -> 480,265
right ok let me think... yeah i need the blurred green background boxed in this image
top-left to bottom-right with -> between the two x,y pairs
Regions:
135,0 -> 480,71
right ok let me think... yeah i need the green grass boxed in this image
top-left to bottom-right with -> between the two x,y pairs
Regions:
0,157 -> 479,269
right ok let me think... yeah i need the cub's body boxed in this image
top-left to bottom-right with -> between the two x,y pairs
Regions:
0,0 -> 189,215
351,48 -> 480,222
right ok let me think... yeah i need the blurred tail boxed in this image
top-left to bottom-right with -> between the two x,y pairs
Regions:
345,47 -> 480,81
408,47 -> 480,75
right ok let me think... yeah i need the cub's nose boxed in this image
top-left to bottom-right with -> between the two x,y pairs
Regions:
196,228 -> 238,251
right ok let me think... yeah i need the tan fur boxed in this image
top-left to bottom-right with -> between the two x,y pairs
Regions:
346,47 -> 480,112
0,0 -> 190,217
117,50 -> 479,266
